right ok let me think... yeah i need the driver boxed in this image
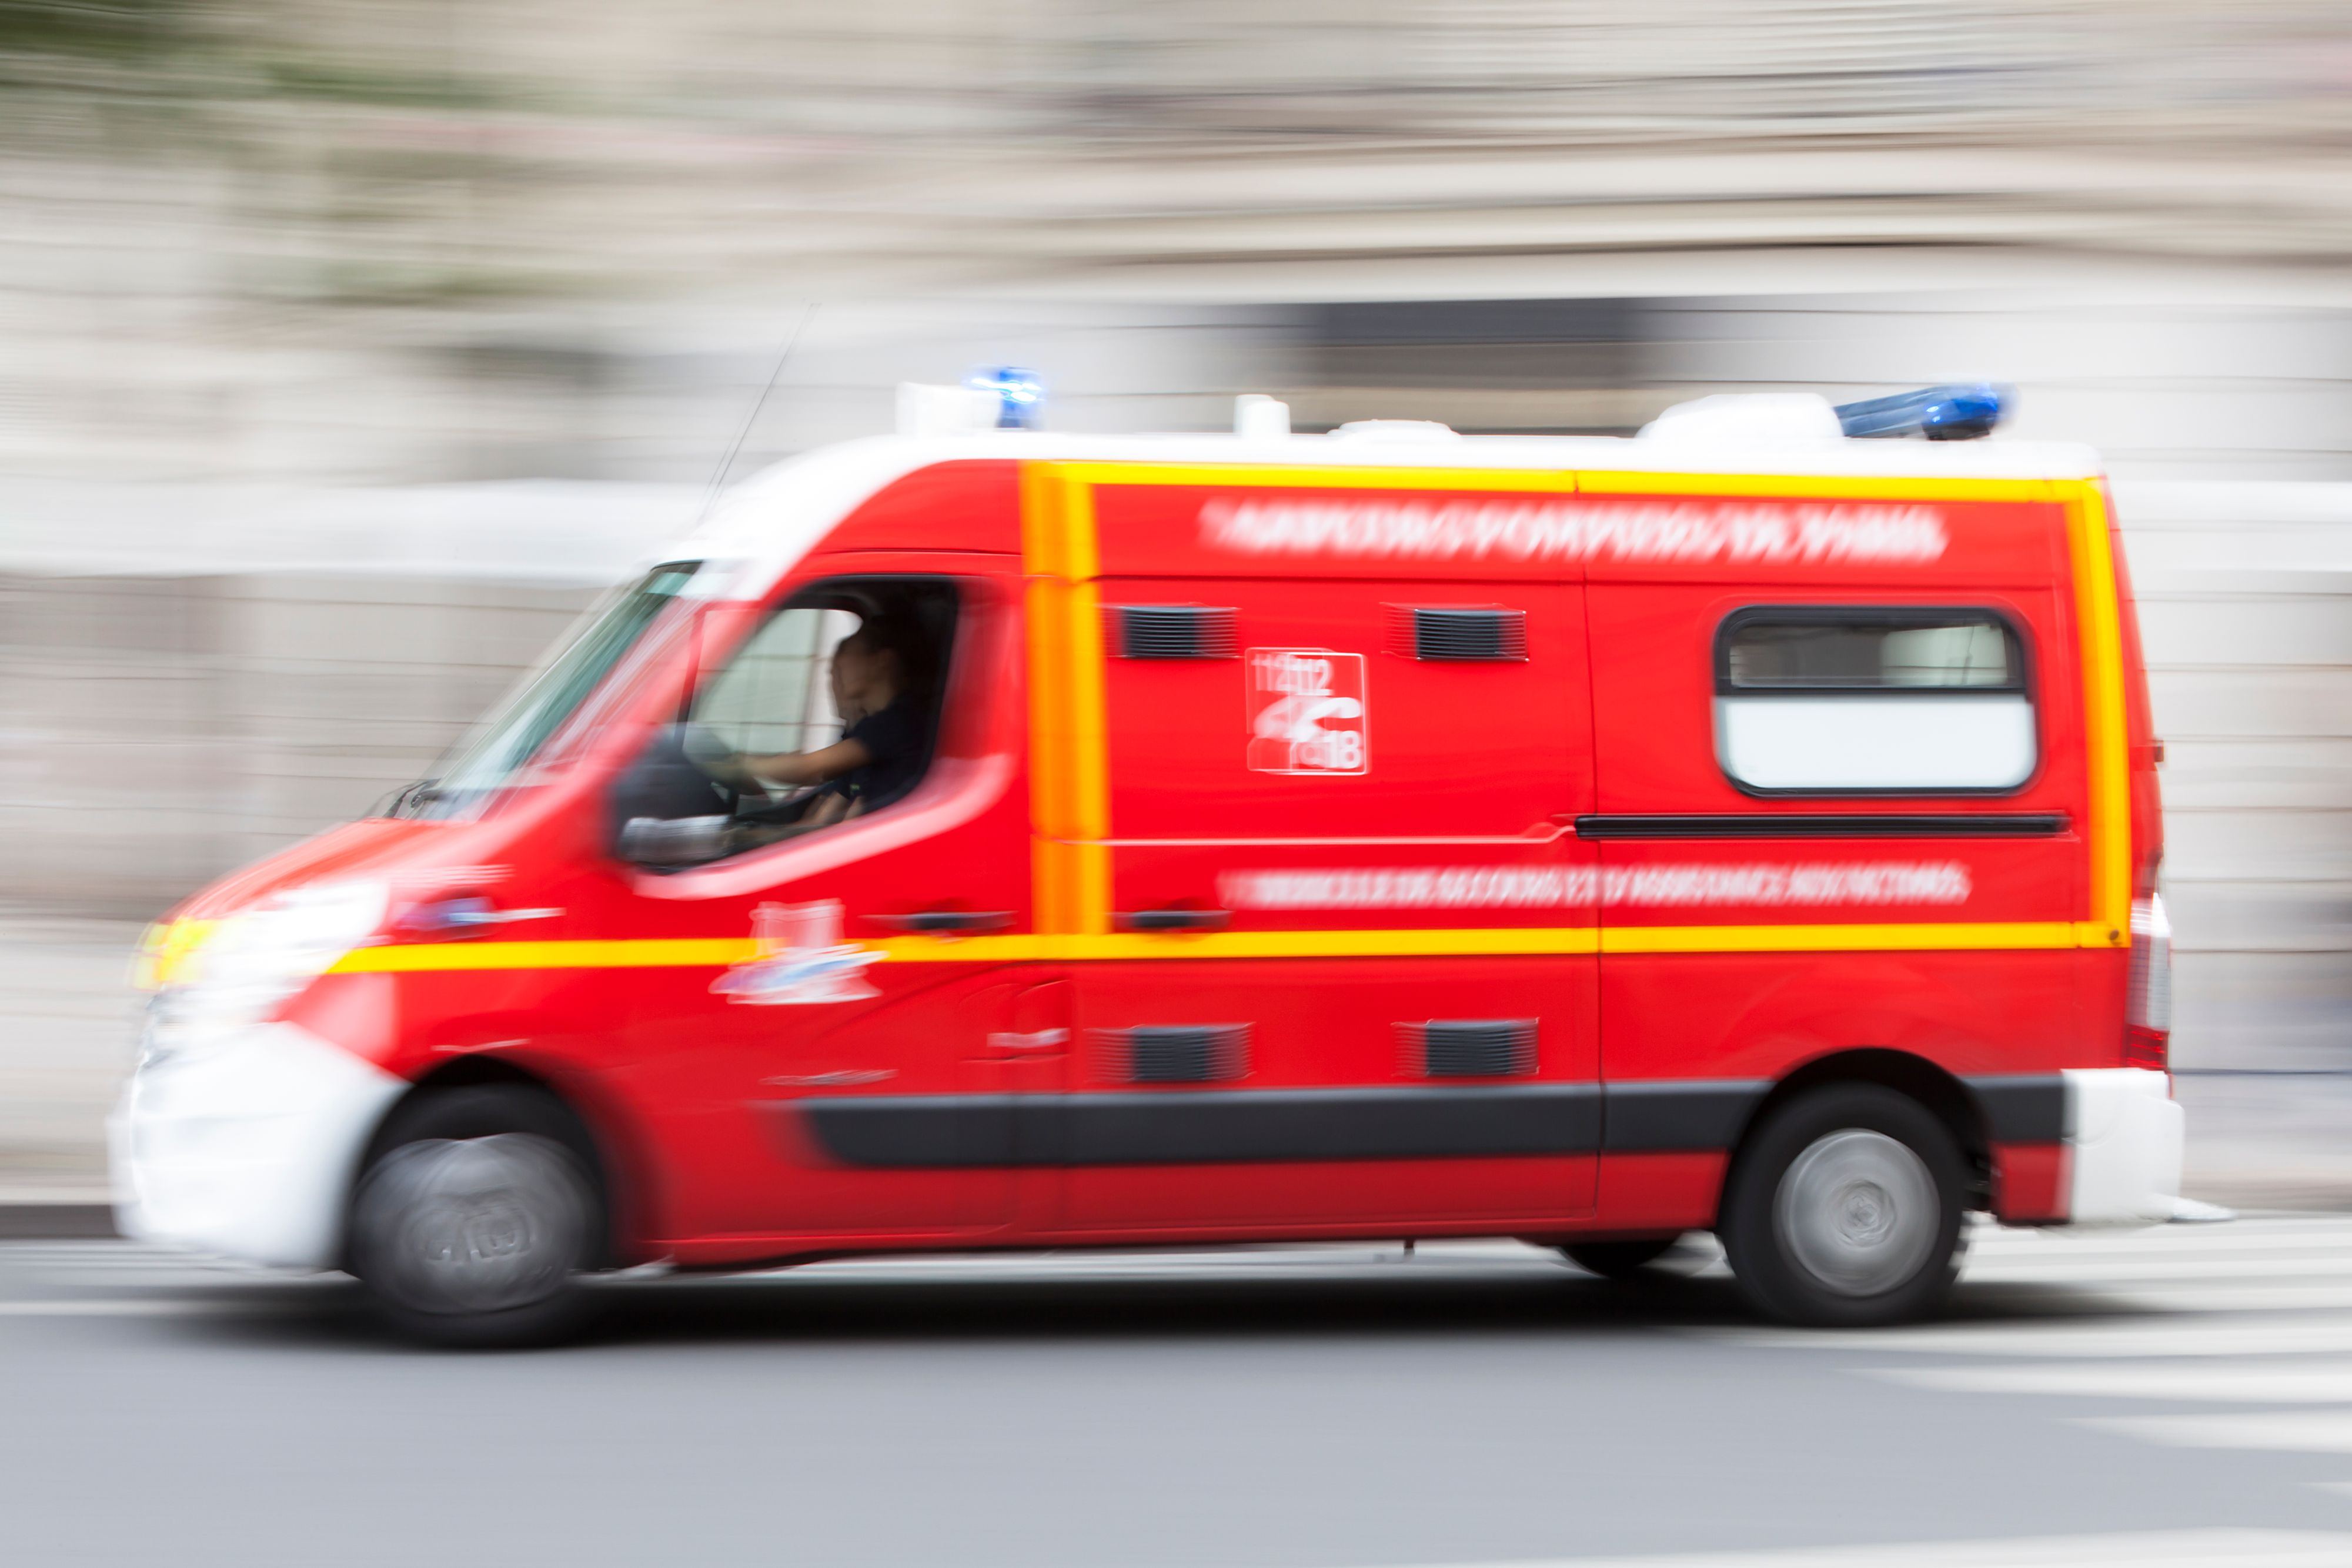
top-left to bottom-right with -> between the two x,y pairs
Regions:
709,617 -> 931,824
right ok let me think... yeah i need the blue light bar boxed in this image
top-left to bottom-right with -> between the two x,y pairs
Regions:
964,365 -> 1044,430
1833,383 -> 2011,441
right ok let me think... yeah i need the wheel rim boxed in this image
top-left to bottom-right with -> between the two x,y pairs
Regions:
364,1134 -> 589,1315
1772,1128 -> 1938,1298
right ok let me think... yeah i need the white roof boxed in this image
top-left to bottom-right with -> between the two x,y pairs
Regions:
677,424 -> 2104,596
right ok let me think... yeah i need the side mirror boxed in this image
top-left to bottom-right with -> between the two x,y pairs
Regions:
610,724 -> 735,867
617,814 -> 733,869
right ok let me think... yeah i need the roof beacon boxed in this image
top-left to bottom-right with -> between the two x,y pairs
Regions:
964,366 -> 1045,430
1835,383 -> 2011,441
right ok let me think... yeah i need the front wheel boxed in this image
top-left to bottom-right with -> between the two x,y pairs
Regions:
349,1086 -> 603,1348
1719,1084 -> 1964,1328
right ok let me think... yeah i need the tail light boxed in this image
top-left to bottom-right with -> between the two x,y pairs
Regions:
2124,891 -> 2171,1072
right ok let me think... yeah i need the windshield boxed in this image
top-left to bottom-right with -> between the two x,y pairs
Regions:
390,561 -> 700,820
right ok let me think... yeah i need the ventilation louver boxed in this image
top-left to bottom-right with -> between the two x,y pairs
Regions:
1401,1019 -> 1538,1078
1108,605 -> 1239,660
1385,606 -> 1528,661
1094,1025 -> 1251,1084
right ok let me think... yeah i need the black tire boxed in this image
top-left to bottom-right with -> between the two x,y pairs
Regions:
349,1085 -> 606,1349
1719,1083 -> 1965,1328
1560,1236 -> 1683,1280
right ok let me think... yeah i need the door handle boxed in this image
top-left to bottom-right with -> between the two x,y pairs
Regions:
867,910 -> 1014,935
394,897 -> 564,941
1118,908 -> 1231,932
985,1028 -> 1070,1054
763,1069 -> 897,1088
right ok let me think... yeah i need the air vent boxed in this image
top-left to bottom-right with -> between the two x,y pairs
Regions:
1108,605 -> 1238,660
1385,606 -> 1528,662
1401,1019 -> 1537,1078
1093,1025 -> 1251,1084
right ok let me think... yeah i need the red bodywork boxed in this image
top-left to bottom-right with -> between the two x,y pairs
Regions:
194,456 -> 2154,1264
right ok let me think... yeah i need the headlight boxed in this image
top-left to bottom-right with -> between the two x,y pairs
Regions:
145,881 -> 389,1064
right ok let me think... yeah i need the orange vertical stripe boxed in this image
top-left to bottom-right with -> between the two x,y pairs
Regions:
2062,480 -> 2132,945
1021,464 -> 1111,936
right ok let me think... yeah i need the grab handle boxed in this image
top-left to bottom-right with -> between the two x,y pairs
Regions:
1118,908 -> 1231,933
867,910 -> 1014,935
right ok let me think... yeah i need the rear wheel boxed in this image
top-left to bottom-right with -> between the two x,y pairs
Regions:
1719,1084 -> 1964,1328
349,1085 -> 604,1349
1559,1236 -> 1683,1279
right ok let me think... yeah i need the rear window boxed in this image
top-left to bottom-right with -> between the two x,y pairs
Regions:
1715,608 -> 2034,794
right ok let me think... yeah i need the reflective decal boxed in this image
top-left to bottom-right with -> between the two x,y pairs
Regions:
711,900 -> 883,1005
1201,496 -> 1948,566
1245,648 -> 1368,775
1218,862 -> 1973,911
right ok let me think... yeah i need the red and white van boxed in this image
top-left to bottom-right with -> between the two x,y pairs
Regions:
113,392 -> 2183,1343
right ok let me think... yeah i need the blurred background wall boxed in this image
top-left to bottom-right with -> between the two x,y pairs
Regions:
4,0 -> 2351,1082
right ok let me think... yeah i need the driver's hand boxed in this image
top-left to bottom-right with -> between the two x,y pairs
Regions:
680,723 -> 748,785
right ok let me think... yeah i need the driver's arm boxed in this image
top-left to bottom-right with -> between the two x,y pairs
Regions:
709,737 -> 872,790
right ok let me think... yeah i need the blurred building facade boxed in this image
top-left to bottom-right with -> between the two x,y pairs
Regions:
2,0 -> 2351,1069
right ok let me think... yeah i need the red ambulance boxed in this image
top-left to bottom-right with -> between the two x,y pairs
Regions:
114,389 -> 2183,1345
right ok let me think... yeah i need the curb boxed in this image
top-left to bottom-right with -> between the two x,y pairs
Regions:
0,1205 -> 118,1239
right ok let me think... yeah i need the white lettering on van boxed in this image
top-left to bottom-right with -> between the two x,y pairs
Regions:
1216,861 -> 1972,911
1197,497 -> 1947,566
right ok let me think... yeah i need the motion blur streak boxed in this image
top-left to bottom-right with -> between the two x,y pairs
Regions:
6,8 -> 2348,1121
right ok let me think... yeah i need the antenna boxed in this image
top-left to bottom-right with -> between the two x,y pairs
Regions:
693,301 -> 818,527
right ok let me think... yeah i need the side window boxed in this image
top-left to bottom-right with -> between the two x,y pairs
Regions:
1715,607 -> 2034,794
617,576 -> 956,866
693,606 -> 858,758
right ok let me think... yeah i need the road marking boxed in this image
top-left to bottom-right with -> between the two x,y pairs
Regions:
1961,1254 -> 2352,1282
1712,1219 -> 2352,1470
1872,1361 -> 2352,1403
1703,1317 -> 2352,1359
2079,1412 -> 2352,1455
0,1298 -> 216,1316
1378,1529 -> 2352,1566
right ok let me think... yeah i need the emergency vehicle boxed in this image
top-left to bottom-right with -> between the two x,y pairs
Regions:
113,381 -> 2183,1345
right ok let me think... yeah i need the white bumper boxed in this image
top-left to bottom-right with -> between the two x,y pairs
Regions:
2063,1067 -> 2185,1226
111,1021 -> 406,1270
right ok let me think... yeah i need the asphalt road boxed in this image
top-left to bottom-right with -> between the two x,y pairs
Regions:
11,1221 -> 2352,1567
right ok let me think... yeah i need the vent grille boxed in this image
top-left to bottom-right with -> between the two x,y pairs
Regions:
1108,605 -> 1238,660
1094,1025 -> 1251,1084
1400,1019 -> 1538,1078
1385,606 -> 1529,661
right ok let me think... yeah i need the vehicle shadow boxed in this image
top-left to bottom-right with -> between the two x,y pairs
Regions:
160,1247 -> 2187,1354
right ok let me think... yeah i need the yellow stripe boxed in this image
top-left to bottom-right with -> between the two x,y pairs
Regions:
1022,464 -> 1112,935
333,938 -> 759,974
1604,921 -> 2077,955
328,918 -> 2117,974
1020,460 -> 1100,580
2062,480 -> 2133,945
1574,472 -> 2057,504
1048,461 -> 1577,495
1043,461 -> 2061,506
1041,927 -> 1599,959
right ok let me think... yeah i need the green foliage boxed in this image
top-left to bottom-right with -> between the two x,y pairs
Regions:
262,58 -> 505,111
0,0 -> 195,60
